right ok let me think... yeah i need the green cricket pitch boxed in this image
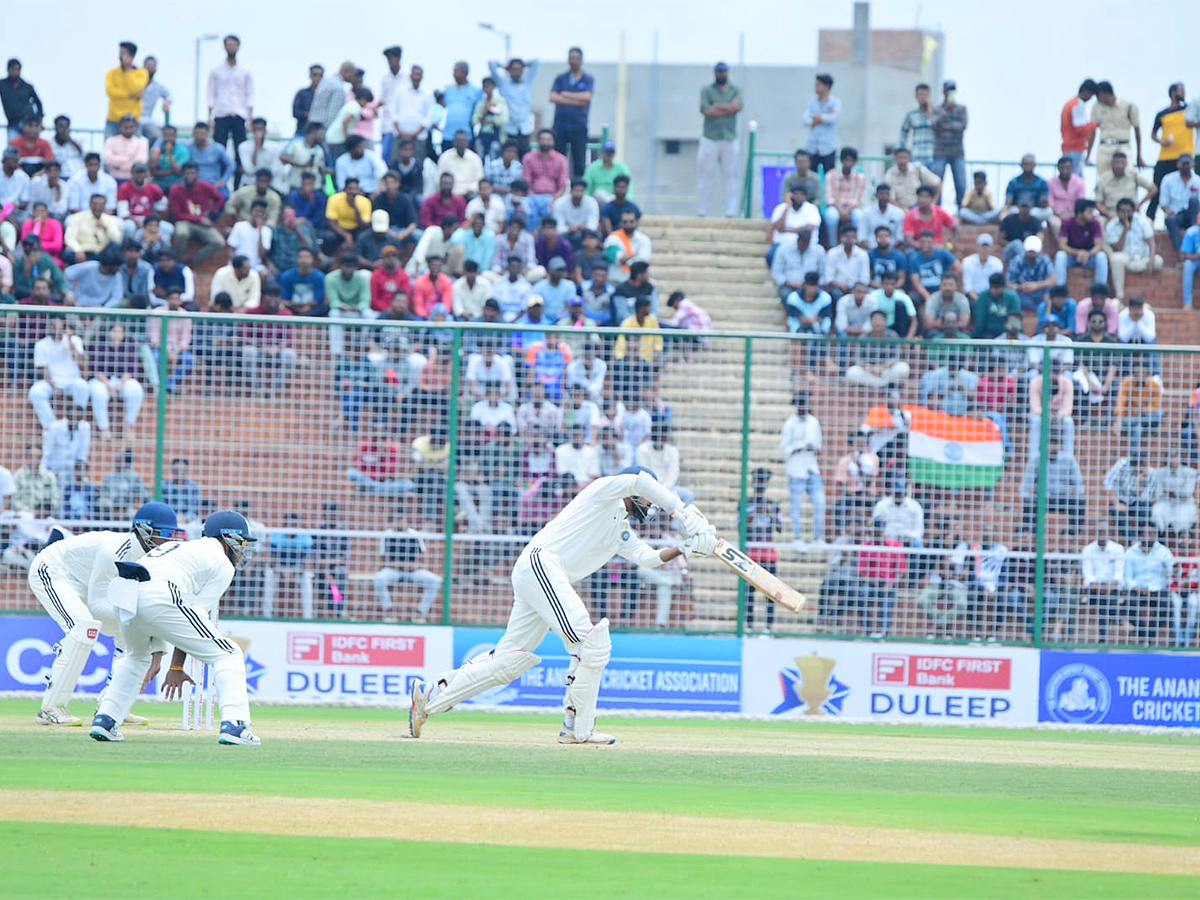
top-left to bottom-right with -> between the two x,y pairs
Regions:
1,700 -> 1197,899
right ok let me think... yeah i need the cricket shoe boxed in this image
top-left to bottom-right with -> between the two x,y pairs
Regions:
218,721 -> 261,745
36,707 -> 81,726
557,729 -> 617,745
122,714 -> 150,726
88,714 -> 124,742
409,680 -> 429,738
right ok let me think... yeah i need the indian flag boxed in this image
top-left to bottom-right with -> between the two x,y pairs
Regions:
904,406 -> 1004,488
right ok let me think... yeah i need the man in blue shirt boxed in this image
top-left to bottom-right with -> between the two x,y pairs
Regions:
440,62 -> 482,154
489,58 -> 539,157
161,457 -> 200,524
802,73 -> 840,174
286,172 -> 326,232
185,121 -> 234,195
1007,236 -> 1056,311
548,47 -> 594,178
905,230 -> 958,306
868,226 -> 908,288
279,247 -> 327,316
599,175 -> 640,235
1036,285 -> 1076,332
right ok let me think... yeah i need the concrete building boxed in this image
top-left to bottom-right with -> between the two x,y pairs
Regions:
525,3 -> 944,216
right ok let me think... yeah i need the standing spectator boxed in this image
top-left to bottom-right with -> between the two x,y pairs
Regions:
802,73 -> 839,174
489,58 -> 538,157
186,122 -> 234,194
1,59 -> 42,141
1055,200 -> 1107,286
384,65 -> 434,165
548,47 -> 594,177
779,391 -> 825,546
472,76 -> 509,163
1018,434 -> 1085,535
958,171 -> 1000,224
1112,354 -> 1163,456
739,468 -> 783,631
326,88 -> 373,161
1047,156 -> 1087,238
439,61 -> 482,154
168,162 -> 224,265
696,62 -> 743,218
1150,448 -> 1198,537
856,522 -> 906,638
377,50 -> 403,160
314,501 -> 349,613
1086,81 -> 1143,173
207,35 -> 253,189
1172,559 -> 1200,648
930,80 -> 968,208
161,458 -> 200,525
1123,522 -> 1173,645
1061,79 -> 1098,175
1148,83 -> 1197,220
1007,236 -> 1055,311
962,235 -> 1003,302
137,56 -> 171,145
897,83 -> 935,165
860,184 -> 905,250
823,147 -> 865,246
883,146 -> 940,210
1159,153 -> 1200,251
1105,198 -> 1163,301
103,42 -> 147,138
1080,523 -> 1124,643
872,479 -> 925,548
291,64 -> 323,137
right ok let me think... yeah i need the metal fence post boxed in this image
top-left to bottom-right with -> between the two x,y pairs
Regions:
1032,345 -> 1053,647
441,328 -> 463,626
741,121 -> 758,219
736,335 -> 753,636
153,313 -> 170,501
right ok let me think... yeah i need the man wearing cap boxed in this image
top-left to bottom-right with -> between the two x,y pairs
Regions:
961,234 -> 1003,301
378,48 -> 405,165
336,135 -> 387,194
489,58 -> 539,158
535,256 -> 577,321
552,178 -> 600,250
1007,236 -> 1055,312
104,42 -> 149,138
930,80 -> 968,209
353,210 -> 402,269
582,139 -> 630,205
116,162 -> 168,240
698,62 -> 743,218
437,130 -> 484,196
1085,81 -> 1144,174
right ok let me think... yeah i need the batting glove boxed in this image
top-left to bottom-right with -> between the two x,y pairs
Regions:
682,530 -> 717,557
676,504 -> 710,538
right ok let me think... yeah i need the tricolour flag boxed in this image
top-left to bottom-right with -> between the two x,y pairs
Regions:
904,405 -> 1004,488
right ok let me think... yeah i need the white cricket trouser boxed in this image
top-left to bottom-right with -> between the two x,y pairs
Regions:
98,587 -> 249,725
696,137 -> 741,217
28,563 -> 89,633
29,379 -> 90,429
498,548 -> 594,655
89,378 -> 145,431
373,567 -> 442,615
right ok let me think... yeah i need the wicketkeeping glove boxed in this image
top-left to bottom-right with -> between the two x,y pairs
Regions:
676,504 -> 710,538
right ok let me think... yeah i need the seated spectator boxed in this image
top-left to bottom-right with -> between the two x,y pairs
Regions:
466,325 -> 516,396
40,399 -> 90,495
87,322 -> 143,438
210,254 -> 261,311
580,263 -> 615,325
771,229 -> 824,305
19,203 -> 64,266
10,115 -> 55,176
161,457 -> 200,525
335,135 -> 386,194
184,121 -> 234,192
923,272 -> 970,334
151,248 -> 195,307
504,179 -> 550,232
168,162 -> 224,265
64,194 -> 122,260
465,177 -> 506,234
147,288 -> 193,393
469,382 -> 517,430
598,174 -> 641,235
972,273 -> 1020,339
595,424 -> 631,475
372,515 -> 442,622
779,148 -> 821,205
452,260 -> 493,321
355,210 -> 404,269
1112,355 -> 1163,456
872,478 -> 924,548
555,422 -> 601,489
1118,295 -> 1156,350
974,354 -> 1017,449
1105,452 -> 1153,544
410,254 -> 454,319
920,311 -> 975,410
419,172 -> 467,229
98,448 -> 151,520
1184,220 -> 1200,310
859,183 -> 904,250
823,147 -> 865,247
1047,155 -> 1086,237
1026,318 -> 1075,376
560,385 -> 600,440
226,198 -> 272,272
116,238 -> 154,302
26,160 -> 69,223
134,214 -> 170,263
490,216 -> 537,277
63,247 -> 123,308
408,215 -> 460,277
286,171 -> 326,233
326,252 -> 374,354
522,128 -> 569,203
612,296 -> 662,395
1123,521 -> 1173,645
510,293 -> 550,354
582,138 -> 630,204
565,335 -> 606,404
484,139 -> 523,195
532,256 -> 574,321
241,283 -> 298,394
998,198 -> 1046,267
784,272 -> 832,347
116,162 -> 168,241
834,281 -> 876,343
1073,308 -> 1121,424
883,146 -> 940,210
867,225 -> 907,288
372,170 -> 419,245
552,178 -> 600,249
1037,285 -> 1076,333
225,167 -> 282,226
958,170 -> 999,224
766,182 -> 822,262
436,131 -> 484,196
846,310 -> 910,388
611,259 -> 658,324
148,123 -> 189,190
1019,434 -> 1085,534
280,246 -> 328,316
236,117 -> 280,189
1151,448 -> 1198,536
66,152 -> 117,213
961,234 -> 1003,302
516,380 -> 563,439
492,253 -> 534,320
1055,200 -> 1108,287
1159,152 -> 1200,250
1095,150 -> 1154,222
533,216 -> 573,275
260,512 -> 315,620
192,292 -> 239,388
823,224 -> 869,302
451,212 -> 496,275
1103,198 -> 1161,301
1007,236 -> 1055,311
1001,154 -> 1051,221
906,229 -> 959,311
1074,282 -> 1119,336
831,429 -> 880,520
902,185 -> 956,246
60,461 -> 99,522
603,209 -> 651,285
324,176 -> 372,256
867,271 -> 917,339
1080,524 -> 1126,644
1028,362 -> 1075,458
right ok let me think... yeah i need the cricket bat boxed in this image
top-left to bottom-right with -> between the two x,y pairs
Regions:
713,539 -> 807,613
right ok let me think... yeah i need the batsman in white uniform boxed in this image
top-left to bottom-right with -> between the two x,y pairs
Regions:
410,466 -> 716,744
29,502 -> 182,726
89,509 -> 261,745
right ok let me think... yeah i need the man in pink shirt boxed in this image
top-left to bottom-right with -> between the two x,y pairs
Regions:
521,129 -> 568,203
902,185 -> 956,246
410,254 -> 454,318
1072,282 -> 1119,336
102,115 -> 149,182
1047,155 -> 1086,238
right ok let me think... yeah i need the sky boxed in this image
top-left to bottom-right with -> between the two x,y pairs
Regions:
6,0 -> 1193,164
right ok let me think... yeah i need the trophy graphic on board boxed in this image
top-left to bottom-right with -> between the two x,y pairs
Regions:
794,654 -> 836,715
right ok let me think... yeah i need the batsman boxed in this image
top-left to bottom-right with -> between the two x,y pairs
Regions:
410,466 -> 716,744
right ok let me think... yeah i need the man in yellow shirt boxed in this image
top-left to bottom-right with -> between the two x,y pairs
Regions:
323,176 -> 372,255
105,42 -> 149,137
1148,82 -> 1199,220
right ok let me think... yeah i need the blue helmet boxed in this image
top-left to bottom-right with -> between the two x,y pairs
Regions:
203,510 -> 258,570
132,502 -> 181,550
618,466 -> 660,523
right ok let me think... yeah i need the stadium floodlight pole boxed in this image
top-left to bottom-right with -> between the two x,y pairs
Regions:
477,22 -> 512,62
193,34 -> 221,124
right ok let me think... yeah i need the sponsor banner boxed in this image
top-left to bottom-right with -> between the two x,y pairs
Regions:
453,628 -> 742,713
1040,650 -> 1200,728
224,620 -> 453,702
741,638 -> 1039,724
0,614 -> 136,693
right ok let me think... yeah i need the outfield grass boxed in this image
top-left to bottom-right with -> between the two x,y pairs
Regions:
2,701 -> 1198,899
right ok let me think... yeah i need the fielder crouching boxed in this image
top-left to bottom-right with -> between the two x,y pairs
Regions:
409,466 -> 716,744
89,510 -> 261,746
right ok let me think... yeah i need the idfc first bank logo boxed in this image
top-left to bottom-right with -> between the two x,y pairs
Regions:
288,632 -> 425,667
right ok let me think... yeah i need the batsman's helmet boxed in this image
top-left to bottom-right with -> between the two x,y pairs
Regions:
132,502 -> 182,550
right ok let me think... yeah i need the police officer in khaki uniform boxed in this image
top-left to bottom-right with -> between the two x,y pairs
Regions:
1086,81 -> 1144,174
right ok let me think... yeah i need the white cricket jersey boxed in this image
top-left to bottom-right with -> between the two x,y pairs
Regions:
33,531 -> 142,591
520,472 -> 683,583
138,538 -> 235,618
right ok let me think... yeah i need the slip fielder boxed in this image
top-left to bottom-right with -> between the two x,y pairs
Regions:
409,466 -> 716,744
